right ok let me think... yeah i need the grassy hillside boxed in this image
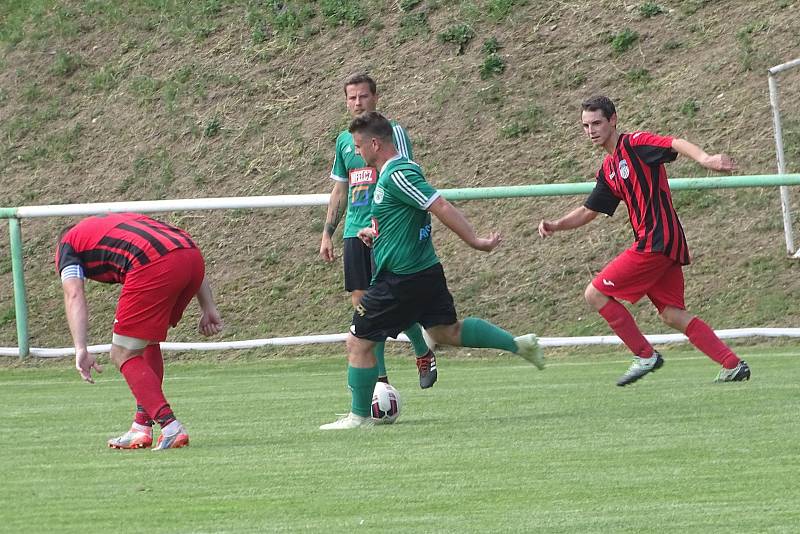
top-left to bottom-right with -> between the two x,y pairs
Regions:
1,0 -> 800,352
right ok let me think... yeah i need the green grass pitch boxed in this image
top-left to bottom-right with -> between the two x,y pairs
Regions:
1,348 -> 799,533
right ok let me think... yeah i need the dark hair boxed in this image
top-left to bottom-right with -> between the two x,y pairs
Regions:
343,73 -> 377,96
581,95 -> 616,120
348,111 -> 393,141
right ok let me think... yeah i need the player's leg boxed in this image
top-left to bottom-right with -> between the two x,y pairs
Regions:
406,321 -> 438,388
128,343 -> 163,432
345,238 -> 390,383
589,250 -> 673,386
650,266 -> 749,382
418,264 -> 544,369
320,334 -> 379,430
110,250 -> 198,449
322,272 -> 412,429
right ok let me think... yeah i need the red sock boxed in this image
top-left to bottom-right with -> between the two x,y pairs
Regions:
134,405 -> 153,426
143,344 -> 164,383
119,356 -> 171,424
132,345 -> 164,426
685,317 -> 740,369
598,300 -> 653,358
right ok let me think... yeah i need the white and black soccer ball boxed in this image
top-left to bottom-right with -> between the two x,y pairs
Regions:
371,382 -> 402,424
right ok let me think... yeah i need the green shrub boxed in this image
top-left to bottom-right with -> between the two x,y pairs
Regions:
321,0 -> 366,26
639,2 -> 666,18
480,54 -> 506,79
610,29 -> 639,55
438,23 -> 475,54
51,51 -> 82,77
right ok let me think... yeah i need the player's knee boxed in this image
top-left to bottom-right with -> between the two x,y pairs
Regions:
584,283 -> 605,309
109,342 -> 145,369
658,307 -> 686,330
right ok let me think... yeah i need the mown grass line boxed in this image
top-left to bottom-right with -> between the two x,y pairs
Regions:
1,348 -> 797,533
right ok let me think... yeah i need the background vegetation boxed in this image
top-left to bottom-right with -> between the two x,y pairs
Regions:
1,0 -> 800,351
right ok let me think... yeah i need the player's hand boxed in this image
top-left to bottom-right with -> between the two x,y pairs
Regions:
538,220 -> 556,238
704,153 -> 737,172
75,348 -> 102,384
319,236 -> 335,262
357,227 -> 376,247
473,231 -> 502,252
199,307 -> 223,336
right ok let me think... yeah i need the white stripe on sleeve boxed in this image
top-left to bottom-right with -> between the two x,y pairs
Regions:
391,170 -> 428,206
60,264 -> 85,281
393,125 -> 410,158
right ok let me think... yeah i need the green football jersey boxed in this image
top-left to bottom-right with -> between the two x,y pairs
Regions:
330,119 -> 413,238
370,155 -> 440,278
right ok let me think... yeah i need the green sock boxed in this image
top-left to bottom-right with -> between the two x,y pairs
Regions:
373,342 -> 387,377
404,323 -> 430,357
348,364 -> 378,417
460,317 -> 518,353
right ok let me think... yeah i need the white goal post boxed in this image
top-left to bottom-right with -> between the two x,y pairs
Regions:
768,57 -> 800,257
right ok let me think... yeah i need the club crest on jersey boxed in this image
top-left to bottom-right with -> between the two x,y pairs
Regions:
374,186 -> 385,204
618,160 -> 630,180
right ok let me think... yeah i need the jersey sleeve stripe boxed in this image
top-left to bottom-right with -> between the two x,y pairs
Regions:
330,173 -> 347,182
393,125 -> 410,158
422,191 -> 440,209
391,170 -> 428,206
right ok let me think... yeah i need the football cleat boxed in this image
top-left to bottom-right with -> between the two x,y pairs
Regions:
514,334 -> 545,370
416,350 -> 438,389
108,427 -> 153,449
715,360 -> 751,383
319,412 -> 373,430
617,351 -> 664,386
152,426 -> 189,451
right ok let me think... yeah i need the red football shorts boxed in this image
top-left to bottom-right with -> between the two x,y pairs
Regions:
113,248 -> 205,342
591,248 -> 685,313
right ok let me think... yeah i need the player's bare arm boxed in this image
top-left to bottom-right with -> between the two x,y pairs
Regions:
671,138 -> 737,172
319,180 -> 348,262
62,277 -> 102,383
538,206 -> 599,238
195,278 -> 223,337
428,196 -> 502,252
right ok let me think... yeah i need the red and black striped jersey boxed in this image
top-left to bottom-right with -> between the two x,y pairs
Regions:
584,131 -> 690,265
56,213 -> 196,283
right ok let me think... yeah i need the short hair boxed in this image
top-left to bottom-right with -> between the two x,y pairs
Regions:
343,72 -> 377,96
581,95 -> 616,120
349,111 -> 393,141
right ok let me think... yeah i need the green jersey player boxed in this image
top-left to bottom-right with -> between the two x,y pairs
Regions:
320,111 -> 545,430
319,74 -> 437,389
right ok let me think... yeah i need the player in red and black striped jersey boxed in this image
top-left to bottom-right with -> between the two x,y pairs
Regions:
539,96 -> 750,386
56,213 -> 224,449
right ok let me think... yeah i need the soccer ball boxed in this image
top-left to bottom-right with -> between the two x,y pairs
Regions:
371,382 -> 402,424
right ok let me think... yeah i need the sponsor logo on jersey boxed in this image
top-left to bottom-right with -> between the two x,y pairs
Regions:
602,279 -> 615,287
355,303 -> 366,317
350,185 -> 370,207
374,186 -> 385,204
345,145 -> 353,154
349,167 -> 377,186
419,223 -> 432,241
618,160 -> 630,180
